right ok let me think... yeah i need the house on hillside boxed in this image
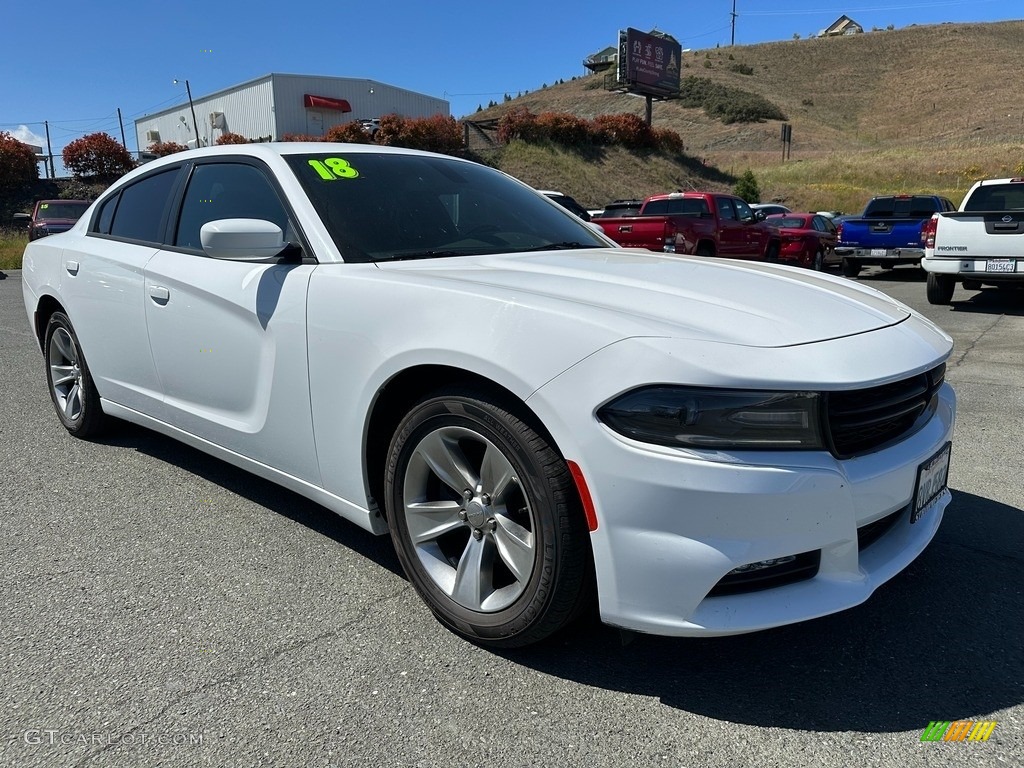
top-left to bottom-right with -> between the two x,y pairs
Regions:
583,46 -> 617,73
819,15 -> 864,37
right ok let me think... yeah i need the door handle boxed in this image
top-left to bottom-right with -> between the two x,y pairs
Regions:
149,285 -> 170,304
618,225 -> 632,233
65,260 -> 79,275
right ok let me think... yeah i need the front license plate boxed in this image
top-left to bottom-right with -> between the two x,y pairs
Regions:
986,258 -> 1016,273
870,249 -> 886,257
911,442 -> 951,523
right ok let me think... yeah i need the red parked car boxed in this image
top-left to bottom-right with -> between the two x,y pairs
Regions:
14,199 -> 92,241
764,213 -> 840,270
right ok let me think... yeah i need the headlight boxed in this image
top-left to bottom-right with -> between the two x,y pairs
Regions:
598,386 -> 824,450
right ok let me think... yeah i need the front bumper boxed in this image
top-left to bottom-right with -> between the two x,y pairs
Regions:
529,332 -> 955,637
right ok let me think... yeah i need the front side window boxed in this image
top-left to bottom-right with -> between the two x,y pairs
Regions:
175,163 -> 291,251
107,169 -> 180,244
284,152 -> 606,263
717,197 -> 737,221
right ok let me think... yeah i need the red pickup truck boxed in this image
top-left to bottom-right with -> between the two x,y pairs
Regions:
594,192 -> 781,261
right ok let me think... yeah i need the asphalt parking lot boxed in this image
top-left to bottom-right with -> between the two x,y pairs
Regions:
1,265 -> 1021,768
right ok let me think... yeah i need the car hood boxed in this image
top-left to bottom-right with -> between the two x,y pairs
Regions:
376,249 -> 911,348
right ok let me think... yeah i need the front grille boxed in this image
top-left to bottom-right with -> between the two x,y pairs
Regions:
708,550 -> 821,597
857,507 -> 904,551
825,364 -> 945,457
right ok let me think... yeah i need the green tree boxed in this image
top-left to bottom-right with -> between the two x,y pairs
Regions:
733,169 -> 761,203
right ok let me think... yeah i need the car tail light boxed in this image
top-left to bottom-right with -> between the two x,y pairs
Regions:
921,214 -> 939,248
836,222 -> 844,241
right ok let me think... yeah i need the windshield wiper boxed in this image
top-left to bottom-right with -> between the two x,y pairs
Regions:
386,249 -> 478,261
520,241 -> 601,252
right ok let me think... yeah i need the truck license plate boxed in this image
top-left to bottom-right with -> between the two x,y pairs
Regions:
870,249 -> 886,257
911,442 -> 951,524
986,258 -> 1016,273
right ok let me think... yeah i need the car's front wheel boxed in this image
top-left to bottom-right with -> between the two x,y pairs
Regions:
813,249 -> 826,271
385,390 -> 592,647
841,258 -> 861,277
44,312 -> 107,438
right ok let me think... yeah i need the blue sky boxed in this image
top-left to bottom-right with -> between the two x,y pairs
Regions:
1,0 -> 1014,158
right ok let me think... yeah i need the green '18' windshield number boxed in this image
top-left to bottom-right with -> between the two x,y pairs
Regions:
308,158 -> 359,180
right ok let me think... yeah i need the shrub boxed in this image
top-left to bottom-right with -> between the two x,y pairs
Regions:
497,108 -> 541,144
0,132 -> 39,189
215,132 -> 249,145
733,169 -> 761,203
323,121 -> 373,144
592,113 -> 655,149
535,112 -> 592,147
729,63 -> 754,75
147,141 -> 188,157
280,133 -> 321,142
370,114 -> 462,154
62,132 -> 135,180
678,77 -> 786,124
653,127 -> 684,153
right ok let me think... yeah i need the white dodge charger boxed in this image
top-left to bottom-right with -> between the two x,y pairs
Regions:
21,144 -> 955,647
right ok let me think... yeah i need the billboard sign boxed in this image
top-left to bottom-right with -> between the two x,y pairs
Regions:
617,28 -> 682,97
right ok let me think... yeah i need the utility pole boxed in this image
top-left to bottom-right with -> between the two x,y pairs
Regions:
117,108 -> 126,148
44,120 -> 55,179
731,0 -> 738,46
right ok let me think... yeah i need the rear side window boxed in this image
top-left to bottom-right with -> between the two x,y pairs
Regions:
107,169 -> 180,243
717,197 -> 737,221
93,193 -> 119,235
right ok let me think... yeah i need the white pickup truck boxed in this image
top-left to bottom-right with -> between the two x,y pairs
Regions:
922,177 -> 1024,304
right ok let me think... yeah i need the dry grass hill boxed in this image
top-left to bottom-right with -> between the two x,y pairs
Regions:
468,20 -> 1024,213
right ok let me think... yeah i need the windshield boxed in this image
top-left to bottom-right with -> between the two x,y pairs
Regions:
285,152 -> 607,262
36,201 -> 90,220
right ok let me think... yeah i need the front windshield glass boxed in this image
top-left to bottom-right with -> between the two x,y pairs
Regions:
285,151 -> 607,263
37,202 -> 90,220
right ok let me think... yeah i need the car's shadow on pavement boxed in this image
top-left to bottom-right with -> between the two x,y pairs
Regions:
949,288 -> 1024,316
96,422 -> 406,578
501,488 -> 1023,733
95,424 -> 1022,732
855,265 -> 927,282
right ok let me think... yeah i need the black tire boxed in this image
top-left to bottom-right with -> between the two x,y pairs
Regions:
813,249 -> 826,271
43,312 -> 108,438
841,258 -> 861,277
962,279 -> 982,291
765,241 -> 780,263
926,273 -> 956,305
695,242 -> 715,257
385,390 -> 592,648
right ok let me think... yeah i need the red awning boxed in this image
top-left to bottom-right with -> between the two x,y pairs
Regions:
303,94 -> 352,112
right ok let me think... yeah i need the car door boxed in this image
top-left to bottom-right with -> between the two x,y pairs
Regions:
142,159 -> 322,484
714,196 -> 747,257
58,166 -> 183,414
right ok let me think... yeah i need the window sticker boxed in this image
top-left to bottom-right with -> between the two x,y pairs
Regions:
308,158 -> 359,180
40,203 -> 49,209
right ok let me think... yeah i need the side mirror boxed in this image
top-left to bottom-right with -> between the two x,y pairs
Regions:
13,213 -> 30,222
754,210 -> 766,221
200,219 -> 285,261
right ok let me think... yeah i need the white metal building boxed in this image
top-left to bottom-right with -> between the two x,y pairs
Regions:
134,73 -> 449,151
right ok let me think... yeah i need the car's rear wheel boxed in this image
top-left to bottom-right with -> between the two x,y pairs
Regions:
695,243 -> 715,257
765,242 -> 780,263
841,258 -> 861,277
44,312 -> 107,438
385,390 -> 591,647
926,273 -> 956,305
